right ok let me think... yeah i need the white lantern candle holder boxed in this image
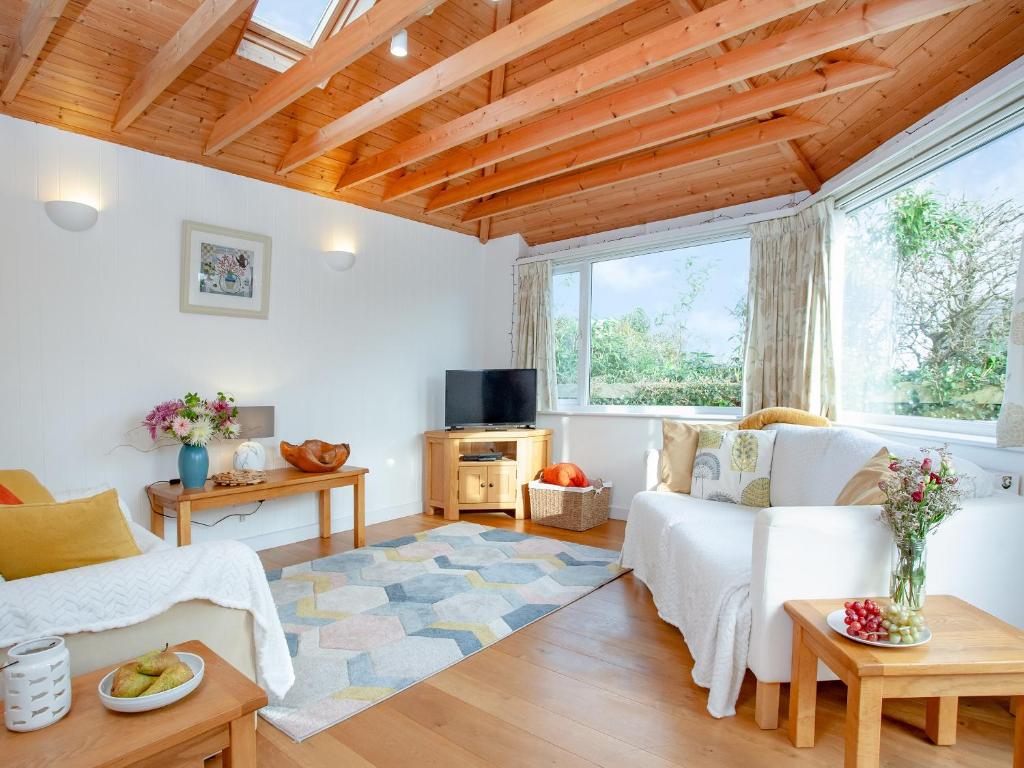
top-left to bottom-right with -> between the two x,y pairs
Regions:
3,636 -> 72,732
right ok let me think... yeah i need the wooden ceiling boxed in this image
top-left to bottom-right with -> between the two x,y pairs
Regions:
1,0 -> 1022,246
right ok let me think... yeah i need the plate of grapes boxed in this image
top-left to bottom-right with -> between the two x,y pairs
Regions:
826,599 -> 931,648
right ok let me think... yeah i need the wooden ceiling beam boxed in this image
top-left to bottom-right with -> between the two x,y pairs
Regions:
385,0 -> 981,203
461,116 -> 826,222
113,0 -> 254,132
339,0 -> 825,193
426,62 -> 892,213
1,0 -> 71,105
276,0 -> 637,175
477,0 -> 513,246
671,0 -> 822,192
205,0 -> 444,155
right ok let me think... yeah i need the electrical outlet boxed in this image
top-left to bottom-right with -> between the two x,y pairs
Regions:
992,471 -> 1021,495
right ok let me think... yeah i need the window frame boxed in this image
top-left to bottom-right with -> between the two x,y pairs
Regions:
550,230 -> 751,416
832,99 -> 1024,438
240,0 -> 368,72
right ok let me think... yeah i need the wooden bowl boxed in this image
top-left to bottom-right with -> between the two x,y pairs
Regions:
280,440 -> 350,473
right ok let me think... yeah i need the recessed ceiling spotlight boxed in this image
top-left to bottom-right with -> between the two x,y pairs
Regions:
390,29 -> 408,57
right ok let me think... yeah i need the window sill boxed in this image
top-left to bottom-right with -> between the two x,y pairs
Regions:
540,406 -> 741,421
539,409 -> 1017,450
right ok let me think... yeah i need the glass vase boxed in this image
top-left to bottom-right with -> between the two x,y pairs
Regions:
889,536 -> 927,611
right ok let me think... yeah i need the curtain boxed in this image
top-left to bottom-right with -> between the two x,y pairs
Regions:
743,201 -> 838,418
997,239 -> 1024,447
513,260 -> 556,411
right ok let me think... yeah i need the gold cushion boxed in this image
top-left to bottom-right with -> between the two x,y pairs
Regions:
0,470 -> 55,505
738,407 -> 830,431
835,447 -> 890,506
0,489 -> 141,580
659,420 -> 738,494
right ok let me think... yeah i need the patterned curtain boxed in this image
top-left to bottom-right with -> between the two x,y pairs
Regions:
997,239 -> 1024,447
513,260 -> 557,411
743,201 -> 838,418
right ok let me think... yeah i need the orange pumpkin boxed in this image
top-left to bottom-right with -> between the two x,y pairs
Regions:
541,462 -> 589,488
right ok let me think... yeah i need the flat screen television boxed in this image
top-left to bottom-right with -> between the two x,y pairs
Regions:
445,369 -> 537,428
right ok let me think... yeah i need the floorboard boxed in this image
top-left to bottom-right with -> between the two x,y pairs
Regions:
245,511 -> 1016,767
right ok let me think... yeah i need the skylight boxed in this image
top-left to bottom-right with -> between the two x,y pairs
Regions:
252,0 -> 340,46
251,0 -> 375,48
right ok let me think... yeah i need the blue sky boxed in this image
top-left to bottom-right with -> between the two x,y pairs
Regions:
553,238 -> 750,362
923,126 -> 1024,203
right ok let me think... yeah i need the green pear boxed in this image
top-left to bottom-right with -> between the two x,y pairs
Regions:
110,663 -> 157,698
140,661 -> 194,696
137,650 -> 179,676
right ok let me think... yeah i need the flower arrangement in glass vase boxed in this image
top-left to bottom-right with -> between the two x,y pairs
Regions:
144,392 -> 239,489
878,446 -> 962,611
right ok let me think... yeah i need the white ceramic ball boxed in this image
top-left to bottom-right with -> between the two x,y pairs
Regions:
233,441 -> 267,471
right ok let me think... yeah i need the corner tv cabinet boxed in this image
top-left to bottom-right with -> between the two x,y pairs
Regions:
424,428 -> 552,520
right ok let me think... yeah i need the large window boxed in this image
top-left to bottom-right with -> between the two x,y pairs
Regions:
840,123 -> 1024,424
553,237 -> 750,410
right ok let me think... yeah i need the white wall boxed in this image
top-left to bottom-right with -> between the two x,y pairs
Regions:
538,413 -> 1024,520
0,115 -> 491,549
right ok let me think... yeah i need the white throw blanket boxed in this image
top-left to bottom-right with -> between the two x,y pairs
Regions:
0,525 -> 294,699
621,491 -> 755,717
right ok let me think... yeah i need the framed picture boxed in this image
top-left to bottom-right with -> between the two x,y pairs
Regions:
180,221 -> 271,319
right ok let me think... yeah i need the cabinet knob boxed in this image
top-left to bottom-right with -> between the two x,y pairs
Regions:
480,483 -> 486,487
488,483 -> 494,487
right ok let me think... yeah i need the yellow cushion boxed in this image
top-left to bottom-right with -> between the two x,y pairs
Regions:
659,420 -> 738,494
738,407 -> 830,431
835,448 -> 890,506
0,470 -> 55,505
0,489 -> 141,580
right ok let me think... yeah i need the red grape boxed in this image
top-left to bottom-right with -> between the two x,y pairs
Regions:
850,621 -> 862,631
844,616 -> 854,625
847,627 -> 857,636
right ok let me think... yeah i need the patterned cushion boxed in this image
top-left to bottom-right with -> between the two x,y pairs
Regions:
690,428 -> 776,507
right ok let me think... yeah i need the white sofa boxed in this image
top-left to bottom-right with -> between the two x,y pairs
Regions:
0,487 -> 294,700
622,423 -> 1023,728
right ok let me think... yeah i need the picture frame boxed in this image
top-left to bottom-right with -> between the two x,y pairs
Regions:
180,221 -> 271,319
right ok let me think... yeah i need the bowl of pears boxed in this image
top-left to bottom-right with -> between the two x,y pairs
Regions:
98,646 -> 204,713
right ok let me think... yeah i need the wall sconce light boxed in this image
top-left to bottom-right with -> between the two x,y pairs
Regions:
324,250 -> 356,272
390,29 -> 408,57
44,200 -> 99,232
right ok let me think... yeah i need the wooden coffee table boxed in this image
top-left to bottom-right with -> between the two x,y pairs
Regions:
0,640 -> 267,768
785,596 -> 1024,768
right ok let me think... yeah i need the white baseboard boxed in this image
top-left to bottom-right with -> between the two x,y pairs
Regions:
609,505 -> 629,521
240,501 -> 423,552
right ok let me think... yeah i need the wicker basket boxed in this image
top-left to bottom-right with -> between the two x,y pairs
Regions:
527,477 -> 612,531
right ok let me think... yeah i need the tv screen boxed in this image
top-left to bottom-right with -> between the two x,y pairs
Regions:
445,369 -> 537,428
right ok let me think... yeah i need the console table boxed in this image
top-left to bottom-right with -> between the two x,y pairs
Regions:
424,428 -> 551,520
147,466 -> 368,547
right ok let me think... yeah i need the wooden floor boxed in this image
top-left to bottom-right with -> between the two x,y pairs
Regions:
245,513 -> 1017,768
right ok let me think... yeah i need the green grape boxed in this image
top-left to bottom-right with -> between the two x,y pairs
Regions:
889,634 -> 902,644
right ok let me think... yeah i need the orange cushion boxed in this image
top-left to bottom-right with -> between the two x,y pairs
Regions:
542,463 -> 589,487
0,486 -> 22,505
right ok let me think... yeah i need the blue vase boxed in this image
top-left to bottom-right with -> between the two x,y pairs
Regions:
178,444 -> 209,490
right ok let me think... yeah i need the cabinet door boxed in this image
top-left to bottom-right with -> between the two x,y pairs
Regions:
487,465 -> 517,504
459,466 -> 487,504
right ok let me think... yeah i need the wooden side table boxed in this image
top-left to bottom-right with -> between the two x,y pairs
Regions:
148,466 -> 368,547
785,596 -> 1024,768
0,640 -> 267,768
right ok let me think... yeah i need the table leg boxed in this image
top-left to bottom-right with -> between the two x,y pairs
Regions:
445,442 -> 460,521
318,489 -> 331,539
789,623 -> 818,746
1014,696 -> 1024,768
353,474 -> 365,549
177,500 -> 191,547
925,696 -> 958,746
148,493 -> 165,540
845,676 -> 883,768
223,713 -> 256,768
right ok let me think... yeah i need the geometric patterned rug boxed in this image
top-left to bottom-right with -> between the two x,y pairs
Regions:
260,522 -> 628,741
